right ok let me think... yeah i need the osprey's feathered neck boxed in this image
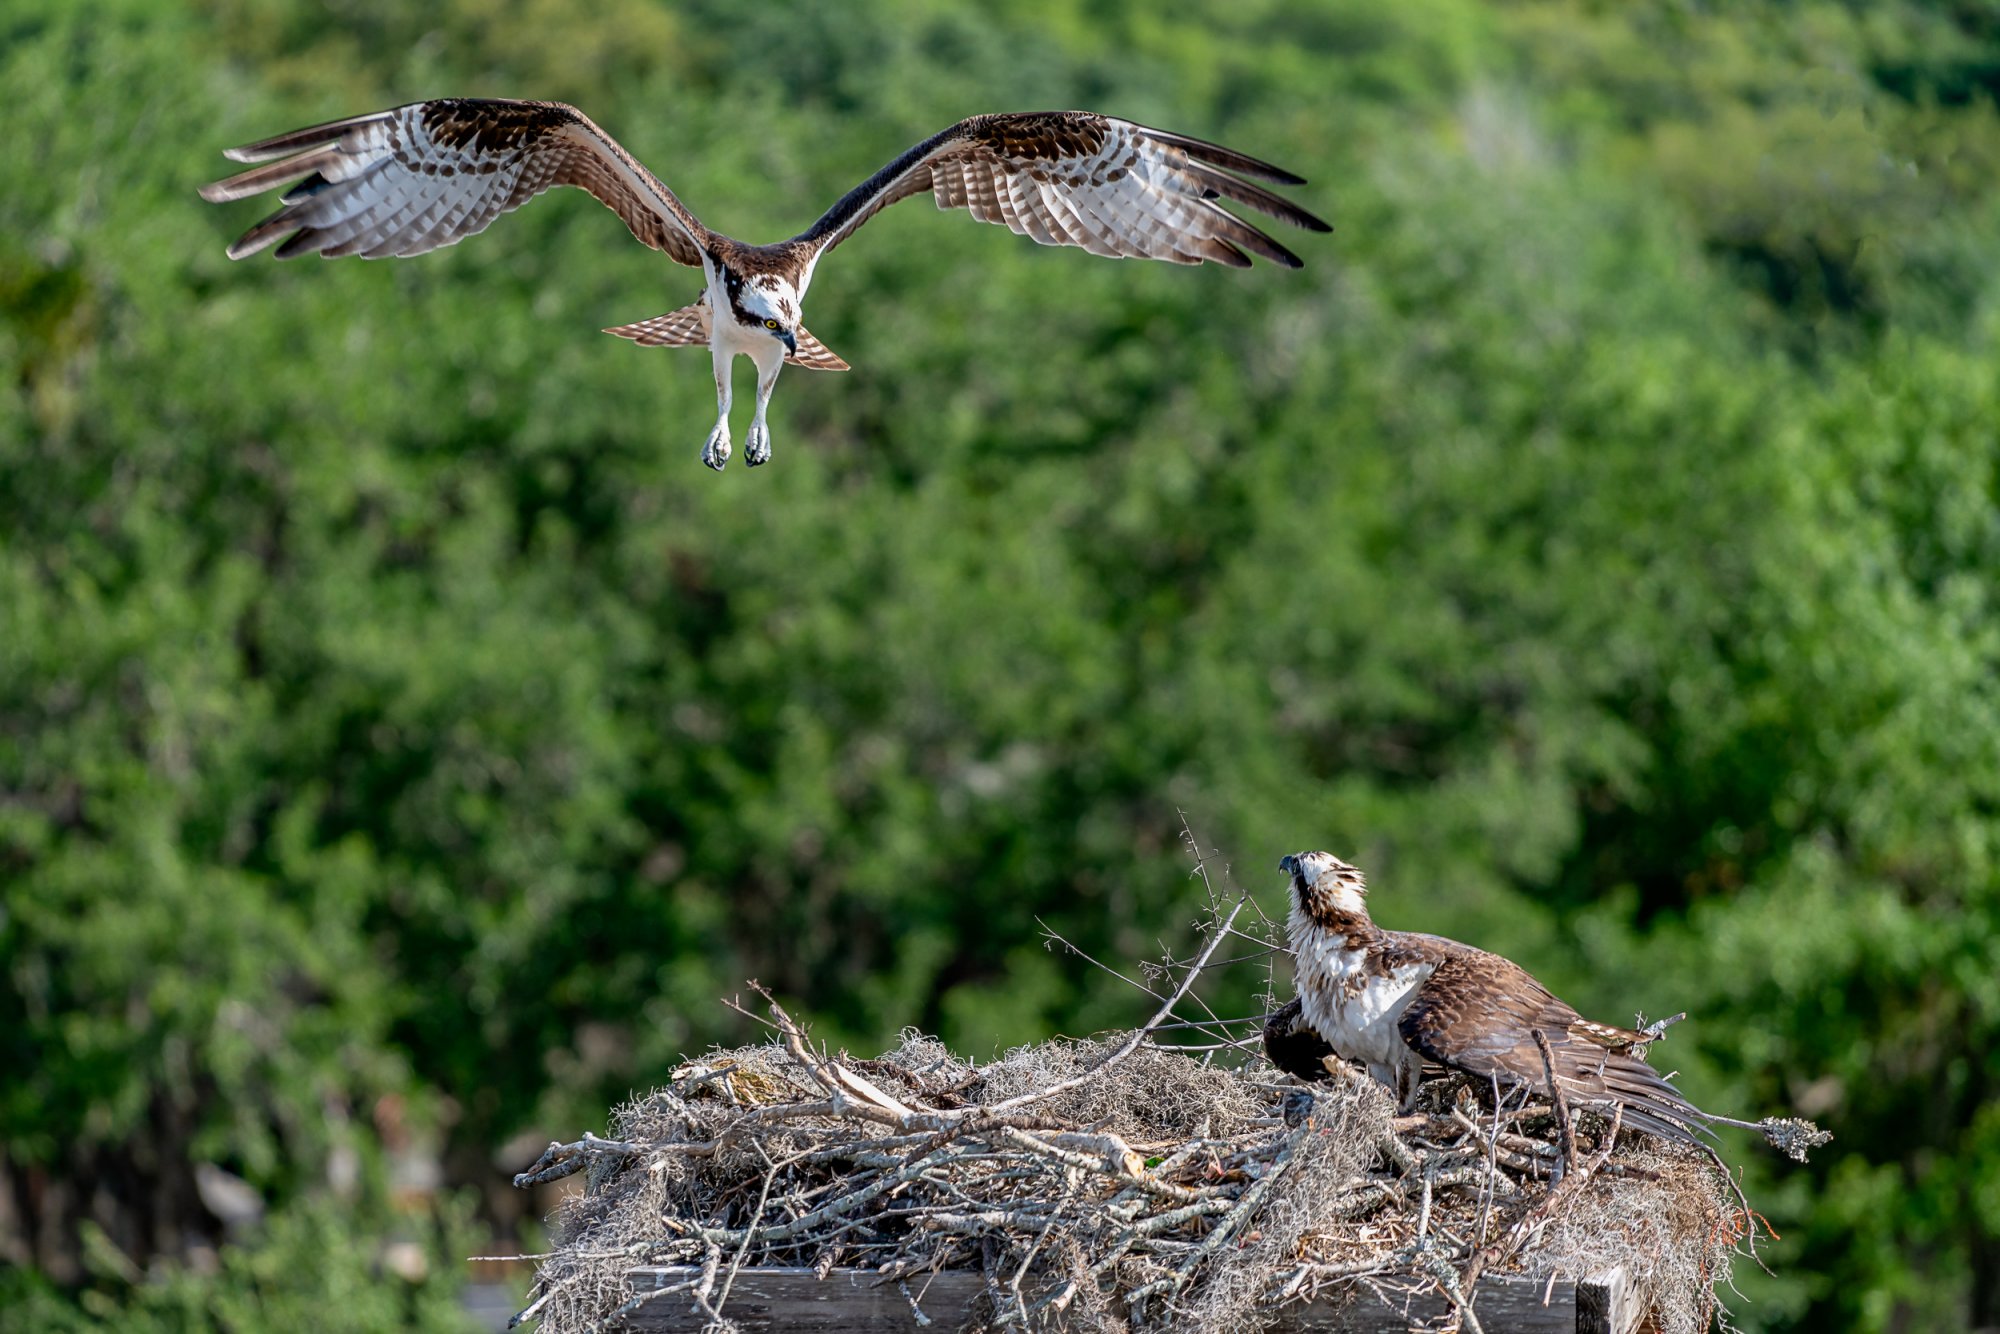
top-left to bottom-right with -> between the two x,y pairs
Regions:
1280,850 -> 1380,941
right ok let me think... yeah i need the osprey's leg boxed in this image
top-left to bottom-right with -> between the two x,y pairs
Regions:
703,350 -> 733,471
1386,1053 -> 1423,1112
744,354 -> 783,467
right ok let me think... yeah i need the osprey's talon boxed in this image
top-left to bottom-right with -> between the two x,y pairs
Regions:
745,423 -> 771,467
702,425 -> 731,471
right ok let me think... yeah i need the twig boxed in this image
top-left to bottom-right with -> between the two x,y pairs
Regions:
1124,1120 -> 1312,1315
1532,1030 -> 1578,1181
1037,919 -> 1245,1047
1146,1014 -> 1273,1032
601,1276 -> 699,1329
688,1244 -> 731,1332
1638,1010 -> 1687,1044
1142,1036 -> 1262,1054
507,1279 -> 564,1330
990,883 -> 1251,1116
1426,1250 -> 1487,1334
715,1143 -> 789,1313
1007,1170 -> 1079,1324
897,1278 -> 935,1327
512,1133 -> 638,1189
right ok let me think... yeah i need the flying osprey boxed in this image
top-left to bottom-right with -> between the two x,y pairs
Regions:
1275,850 -> 1712,1145
200,98 -> 1328,470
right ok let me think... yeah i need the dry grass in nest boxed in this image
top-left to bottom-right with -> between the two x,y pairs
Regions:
506,1003 -> 1750,1333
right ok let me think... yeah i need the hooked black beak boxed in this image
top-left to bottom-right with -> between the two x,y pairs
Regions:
780,329 -> 797,355
1278,854 -> 1298,876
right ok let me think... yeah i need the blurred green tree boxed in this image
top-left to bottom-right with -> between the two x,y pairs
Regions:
4,0 -> 2000,1328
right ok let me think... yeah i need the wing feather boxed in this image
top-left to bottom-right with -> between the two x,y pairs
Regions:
201,99 -> 708,266
221,110 -> 398,163
1396,950 -> 1714,1146
797,111 -> 1327,268
933,161 -> 970,211
786,326 -> 850,372
1036,175 -> 1118,254
1137,126 -> 1308,185
1006,171 -> 1058,246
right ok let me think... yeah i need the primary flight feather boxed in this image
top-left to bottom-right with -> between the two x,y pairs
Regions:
201,98 -> 1329,469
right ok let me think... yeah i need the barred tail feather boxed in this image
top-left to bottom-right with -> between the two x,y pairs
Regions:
787,326 -> 850,371
1570,1051 -> 1717,1145
604,302 -> 710,348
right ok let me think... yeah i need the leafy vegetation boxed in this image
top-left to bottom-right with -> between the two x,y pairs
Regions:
5,0 -> 2000,1327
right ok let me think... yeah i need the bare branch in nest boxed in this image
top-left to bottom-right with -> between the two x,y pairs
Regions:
1533,1029 -> 1579,1182
1639,1011 -> 1688,1043
985,876 -> 1252,1117
512,1133 -> 639,1189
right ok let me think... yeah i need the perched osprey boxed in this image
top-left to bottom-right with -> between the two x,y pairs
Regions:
1277,851 -> 1712,1145
200,99 -> 1328,469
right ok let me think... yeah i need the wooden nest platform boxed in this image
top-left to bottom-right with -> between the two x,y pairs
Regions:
504,992 -> 1755,1334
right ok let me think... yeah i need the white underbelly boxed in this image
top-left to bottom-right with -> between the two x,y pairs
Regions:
711,316 -> 764,358
1293,938 -> 1431,1068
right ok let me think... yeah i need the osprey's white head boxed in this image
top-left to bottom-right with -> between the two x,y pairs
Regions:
723,270 -> 800,355
1279,850 -> 1370,926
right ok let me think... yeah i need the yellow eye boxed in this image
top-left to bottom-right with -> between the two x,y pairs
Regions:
764,319 -> 779,330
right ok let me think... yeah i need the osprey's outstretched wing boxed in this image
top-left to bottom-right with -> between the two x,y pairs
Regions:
1395,949 -> 1715,1146
200,99 -> 708,265
798,111 -> 1329,268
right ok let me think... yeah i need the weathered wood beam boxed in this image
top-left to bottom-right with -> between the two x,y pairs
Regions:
1577,1264 -> 1654,1334
605,1263 -> 1641,1331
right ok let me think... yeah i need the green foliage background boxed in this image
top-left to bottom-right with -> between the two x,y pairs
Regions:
6,0 -> 2000,1328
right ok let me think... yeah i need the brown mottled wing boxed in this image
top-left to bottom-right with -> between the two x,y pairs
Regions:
200,99 -> 707,265
1263,997 -> 1339,1082
796,111 -> 1329,268
1395,945 -> 1713,1145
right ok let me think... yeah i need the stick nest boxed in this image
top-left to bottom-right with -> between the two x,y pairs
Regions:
511,1004 -> 1750,1334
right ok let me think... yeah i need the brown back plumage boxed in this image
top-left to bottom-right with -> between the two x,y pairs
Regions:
1391,941 -> 1714,1144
